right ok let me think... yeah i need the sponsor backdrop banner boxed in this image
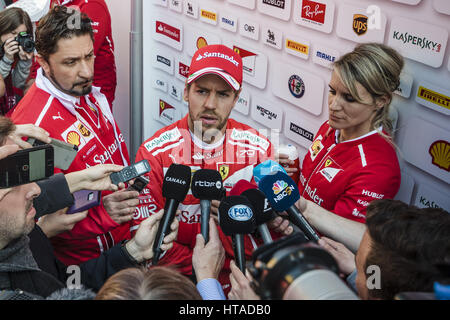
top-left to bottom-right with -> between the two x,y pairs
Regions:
143,0 -> 450,211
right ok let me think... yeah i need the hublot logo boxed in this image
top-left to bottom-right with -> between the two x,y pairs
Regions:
262,0 -> 285,9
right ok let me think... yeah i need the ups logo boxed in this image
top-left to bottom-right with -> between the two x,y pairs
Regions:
353,14 -> 368,35
77,123 -> 91,137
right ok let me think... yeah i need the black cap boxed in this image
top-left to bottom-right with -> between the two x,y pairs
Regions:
191,169 -> 223,200
218,195 -> 256,235
162,163 -> 192,202
241,188 -> 276,225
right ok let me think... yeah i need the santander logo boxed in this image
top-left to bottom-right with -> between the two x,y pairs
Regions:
156,21 -> 181,42
195,51 -> 240,66
301,0 -> 326,24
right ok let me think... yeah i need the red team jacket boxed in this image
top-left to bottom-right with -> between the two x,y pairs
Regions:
132,115 -> 274,293
298,121 -> 401,223
11,69 -> 130,265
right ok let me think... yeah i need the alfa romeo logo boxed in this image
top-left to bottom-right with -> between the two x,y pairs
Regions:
288,75 -> 305,98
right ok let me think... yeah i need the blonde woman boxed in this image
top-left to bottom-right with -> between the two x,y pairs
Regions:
281,43 -> 404,252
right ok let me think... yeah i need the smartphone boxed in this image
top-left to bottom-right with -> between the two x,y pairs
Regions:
28,138 -> 78,170
110,160 -> 151,185
127,175 -> 149,193
67,190 -> 101,214
0,144 -> 54,188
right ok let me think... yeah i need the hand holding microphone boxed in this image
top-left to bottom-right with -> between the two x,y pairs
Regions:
258,171 -> 320,242
191,169 -> 223,243
218,195 -> 256,273
152,163 -> 192,264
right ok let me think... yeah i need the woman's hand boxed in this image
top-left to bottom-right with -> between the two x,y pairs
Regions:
2,37 -> 19,61
37,208 -> 88,238
274,152 -> 298,177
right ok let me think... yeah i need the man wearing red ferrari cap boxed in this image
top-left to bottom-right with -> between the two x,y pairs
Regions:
131,44 -> 279,295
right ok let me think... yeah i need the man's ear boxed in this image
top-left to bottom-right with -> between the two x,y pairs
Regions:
232,88 -> 242,106
183,81 -> 189,102
36,54 -> 50,75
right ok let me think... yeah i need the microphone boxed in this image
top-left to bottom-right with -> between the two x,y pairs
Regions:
152,163 -> 192,264
191,169 -> 223,243
218,195 -> 256,273
253,159 -> 287,186
229,179 -> 257,196
258,171 -> 320,242
241,188 -> 275,244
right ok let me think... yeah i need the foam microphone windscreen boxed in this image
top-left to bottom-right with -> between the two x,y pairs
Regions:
258,171 -> 300,212
241,188 -> 276,225
229,179 -> 257,196
191,169 -> 223,200
218,195 -> 256,235
162,163 -> 192,202
253,160 -> 287,186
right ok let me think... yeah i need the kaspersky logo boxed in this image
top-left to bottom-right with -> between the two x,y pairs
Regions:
195,51 -> 240,67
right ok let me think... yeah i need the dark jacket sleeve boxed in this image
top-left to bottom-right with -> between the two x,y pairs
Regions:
76,242 -> 140,291
29,225 -> 140,292
34,173 -> 74,218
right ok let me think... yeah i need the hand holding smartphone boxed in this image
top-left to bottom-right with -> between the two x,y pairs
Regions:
67,190 -> 101,214
0,144 -> 54,188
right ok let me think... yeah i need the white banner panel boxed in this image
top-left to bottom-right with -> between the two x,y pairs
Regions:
224,40 -> 268,89
336,3 -> 387,43
257,0 -> 292,21
402,117 -> 449,184
272,61 -> 324,116
184,24 -> 221,57
293,0 -> 335,34
415,80 -> 450,116
414,182 -> 450,212
388,16 -> 448,68
153,16 -> 183,51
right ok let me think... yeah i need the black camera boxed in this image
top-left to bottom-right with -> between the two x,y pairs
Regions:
15,31 -> 35,53
248,233 -> 359,300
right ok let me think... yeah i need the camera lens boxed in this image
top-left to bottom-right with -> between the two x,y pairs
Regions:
255,245 -> 359,300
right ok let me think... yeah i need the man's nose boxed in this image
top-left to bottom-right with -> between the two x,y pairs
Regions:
203,92 -> 217,110
79,60 -> 93,79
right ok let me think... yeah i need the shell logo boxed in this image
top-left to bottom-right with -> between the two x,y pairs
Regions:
429,140 -> 449,172
196,37 -> 208,49
67,131 -> 81,146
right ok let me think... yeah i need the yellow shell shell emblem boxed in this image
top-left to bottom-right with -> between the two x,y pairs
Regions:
67,131 -> 81,147
196,37 -> 208,49
429,140 -> 449,172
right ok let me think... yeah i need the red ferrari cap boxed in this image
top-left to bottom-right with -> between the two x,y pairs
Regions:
187,44 -> 243,91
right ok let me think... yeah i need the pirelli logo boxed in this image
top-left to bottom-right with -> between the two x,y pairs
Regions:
418,86 -> 450,110
201,9 -> 217,22
286,39 -> 309,55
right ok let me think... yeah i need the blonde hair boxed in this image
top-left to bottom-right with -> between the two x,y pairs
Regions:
333,43 -> 404,137
95,267 -> 202,300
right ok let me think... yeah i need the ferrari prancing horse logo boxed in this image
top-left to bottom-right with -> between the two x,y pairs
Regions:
218,164 -> 230,180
